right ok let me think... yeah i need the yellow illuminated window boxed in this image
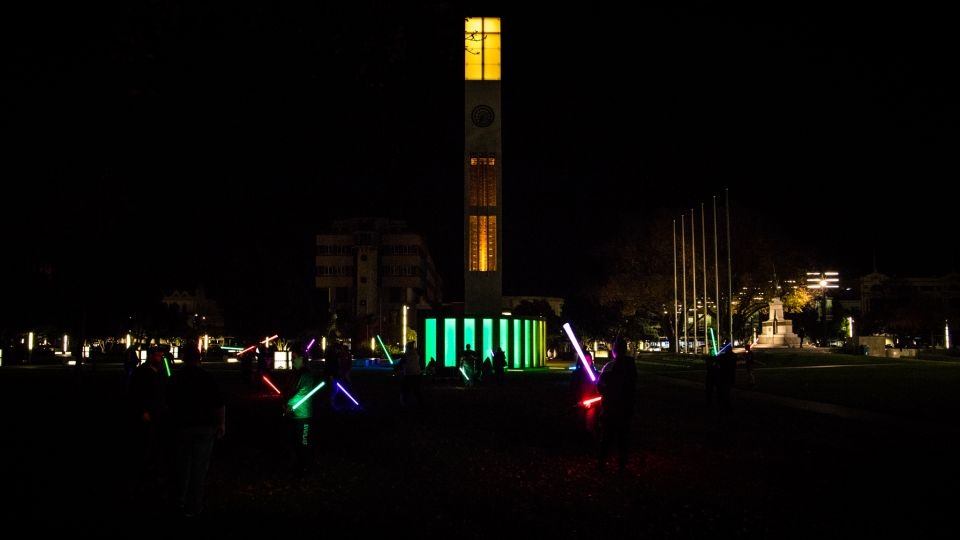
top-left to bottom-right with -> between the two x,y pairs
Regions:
465,17 -> 501,81
469,154 -> 497,207
469,215 -> 497,272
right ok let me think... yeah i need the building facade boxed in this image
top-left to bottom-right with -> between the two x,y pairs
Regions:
316,218 -> 442,348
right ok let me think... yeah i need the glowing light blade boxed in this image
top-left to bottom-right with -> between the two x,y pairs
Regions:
709,327 -> 718,356
306,338 -> 316,352
581,396 -> 602,408
262,375 -> 282,395
376,335 -> 394,364
562,323 -> 596,382
239,345 -> 256,355
717,341 -> 732,355
336,382 -> 360,406
163,357 -> 171,377
292,381 -> 326,410
459,366 -> 470,381
261,335 -> 279,344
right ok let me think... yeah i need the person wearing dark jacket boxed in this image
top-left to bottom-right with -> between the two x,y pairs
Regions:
284,351 -> 320,476
597,338 -> 637,473
167,345 -> 225,518
717,345 -> 737,412
126,346 -> 169,501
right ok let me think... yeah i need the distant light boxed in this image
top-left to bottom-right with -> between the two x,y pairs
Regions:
126,334 -> 132,349
67,360 -> 77,366
321,337 -> 327,351
63,334 -> 69,354
371,337 -> 375,352
226,358 -> 239,363
203,335 -> 209,352
402,305 -> 408,352
947,322 -> 951,350
28,332 -> 34,351
501,311 -> 512,316
848,317 -> 854,338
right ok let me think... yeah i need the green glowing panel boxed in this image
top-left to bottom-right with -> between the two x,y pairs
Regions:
532,321 -> 538,367
482,319 -> 493,361
464,318 -> 476,357
513,319 -> 521,369
425,319 -> 437,368
524,320 -> 531,368
541,321 -> 546,366
499,319 -> 509,353
444,319 -> 457,368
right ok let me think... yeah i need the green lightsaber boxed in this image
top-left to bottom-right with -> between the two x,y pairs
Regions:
709,327 -> 718,356
292,381 -> 326,410
375,335 -> 394,364
163,356 -> 171,377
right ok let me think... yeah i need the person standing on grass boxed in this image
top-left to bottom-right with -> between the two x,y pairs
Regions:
597,338 -> 637,473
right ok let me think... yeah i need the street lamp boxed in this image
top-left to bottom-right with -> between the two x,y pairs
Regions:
807,271 -> 839,346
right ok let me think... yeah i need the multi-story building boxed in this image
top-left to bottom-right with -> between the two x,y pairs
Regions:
315,218 -> 442,348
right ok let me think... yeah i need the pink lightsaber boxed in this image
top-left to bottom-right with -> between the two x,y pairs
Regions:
562,323 -> 597,382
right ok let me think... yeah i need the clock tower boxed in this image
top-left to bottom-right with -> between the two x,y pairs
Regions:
464,16 -> 502,315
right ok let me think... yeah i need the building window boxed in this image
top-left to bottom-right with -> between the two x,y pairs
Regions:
469,215 -> 497,272
469,155 -> 497,207
465,17 -> 501,81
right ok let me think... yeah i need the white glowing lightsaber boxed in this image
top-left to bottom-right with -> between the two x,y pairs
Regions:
562,323 -> 596,382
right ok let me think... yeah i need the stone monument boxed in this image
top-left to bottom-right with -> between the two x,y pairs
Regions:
754,297 -> 801,348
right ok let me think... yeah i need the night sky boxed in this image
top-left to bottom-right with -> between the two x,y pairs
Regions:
5,1 -> 957,311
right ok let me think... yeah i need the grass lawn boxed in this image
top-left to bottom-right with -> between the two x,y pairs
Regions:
637,350 -> 960,422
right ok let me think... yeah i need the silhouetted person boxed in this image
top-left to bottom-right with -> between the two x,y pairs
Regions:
167,345 -> 225,518
597,339 -> 637,473
284,351 -> 319,476
492,347 -> 507,385
744,343 -> 756,388
126,346 -> 169,503
425,357 -> 437,377
717,345 -> 737,412
705,351 -> 719,406
338,343 -> 353,386
459,345 -> 477,387
240,348 -> 253,384
480,356 -> 493,384
400,342 -> 423,407
571,351 -> 599,441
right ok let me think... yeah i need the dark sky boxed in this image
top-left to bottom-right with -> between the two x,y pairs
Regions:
5,1 -> 957,307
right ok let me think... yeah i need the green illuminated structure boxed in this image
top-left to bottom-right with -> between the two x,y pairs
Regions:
424,316 -> 545,371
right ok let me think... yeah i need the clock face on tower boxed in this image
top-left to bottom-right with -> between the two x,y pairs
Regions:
471,105 -> 495,128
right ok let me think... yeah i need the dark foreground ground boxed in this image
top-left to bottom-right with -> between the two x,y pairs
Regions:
2,359 -> 958,538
